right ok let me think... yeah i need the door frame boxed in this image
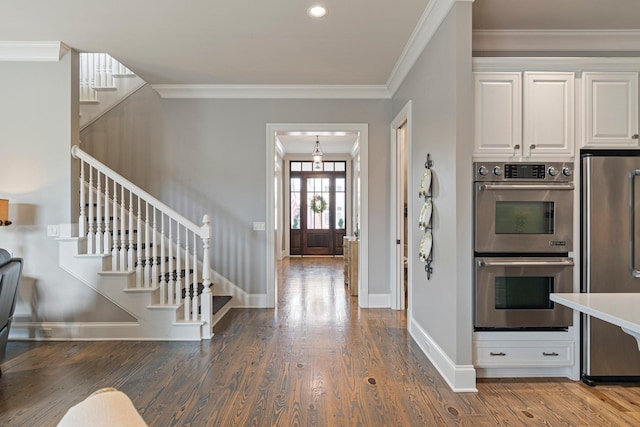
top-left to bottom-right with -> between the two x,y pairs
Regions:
390,101 -> 412,311
266,123 -> 369,308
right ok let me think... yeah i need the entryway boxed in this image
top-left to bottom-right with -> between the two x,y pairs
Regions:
266,123 -> 369,309
289,161 -> 347,256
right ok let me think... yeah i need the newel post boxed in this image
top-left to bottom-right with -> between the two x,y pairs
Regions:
200,214 -> 213,338
72,146 -> 87,238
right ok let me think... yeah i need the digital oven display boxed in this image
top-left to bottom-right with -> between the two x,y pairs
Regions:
504,164 -> 546,179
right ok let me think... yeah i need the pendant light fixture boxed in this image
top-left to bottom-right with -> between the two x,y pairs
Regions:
312,136 -> 323,170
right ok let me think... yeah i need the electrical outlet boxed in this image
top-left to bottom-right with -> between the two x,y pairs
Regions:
47,225 -> 60,237
40,327 -> 53,338
253,221 -> 266,231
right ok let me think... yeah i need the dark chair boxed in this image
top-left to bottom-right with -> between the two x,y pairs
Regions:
0,249 -> 23,376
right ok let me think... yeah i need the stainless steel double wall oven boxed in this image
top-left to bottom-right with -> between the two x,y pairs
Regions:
474,162 -> 575,329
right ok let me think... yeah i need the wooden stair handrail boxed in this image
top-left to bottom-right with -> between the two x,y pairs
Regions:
71,145 -> 206,238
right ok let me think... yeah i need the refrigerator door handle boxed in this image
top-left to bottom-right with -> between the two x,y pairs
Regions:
630,170 -> 640,278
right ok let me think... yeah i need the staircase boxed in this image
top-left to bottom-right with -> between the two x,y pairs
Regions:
79,53 -> 146,129
56,145 -> 232,340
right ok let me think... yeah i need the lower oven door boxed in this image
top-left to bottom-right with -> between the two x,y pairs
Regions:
475,257 -> 574,329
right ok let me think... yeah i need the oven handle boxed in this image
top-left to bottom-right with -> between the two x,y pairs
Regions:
478,183 -> 574,191
630,170 -> 640,278
477,259 -> 574,267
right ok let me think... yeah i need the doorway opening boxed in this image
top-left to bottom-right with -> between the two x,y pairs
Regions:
266,123 -> 369,309
391,101 -> 412,311
290,161 -> 347,256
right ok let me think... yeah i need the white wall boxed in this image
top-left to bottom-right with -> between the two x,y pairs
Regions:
0,52 -> 135,328
81,90 -> 391,298
392,2 -> 475,390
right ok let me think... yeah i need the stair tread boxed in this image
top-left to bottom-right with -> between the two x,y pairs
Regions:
123,286 -> 159,293
148,304 -> 181,310
213,296 -> 232,314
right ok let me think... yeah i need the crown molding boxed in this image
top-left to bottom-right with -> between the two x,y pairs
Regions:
473,30 -> 640,53
387,0 -> 467,96
473,56 -> 640,72
0,41 -> 70,62
152,84 -> 391,99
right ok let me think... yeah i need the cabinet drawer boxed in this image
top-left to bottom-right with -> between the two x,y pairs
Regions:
474,341 -> 573,368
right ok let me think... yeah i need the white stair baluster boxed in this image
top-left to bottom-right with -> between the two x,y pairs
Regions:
175,225 -> 182,306
160,213 -> 166,304
79,161 -> 86,238
144,202 -> 151,287
120,187 -> 126,270
88,53 -> 96,90
103,177 -> 111,256
111,181 -> 119,271
95,171 -> 103,253
168,220 -> 175,304
136,197 -> 142,286
87,166 -> 95,254
192,233 -> 198,321
151,208 -> 158,287
128,192 -> 134,270
184,232 -> 190,320
110,56 -> 118,77
98,53 -> 106,88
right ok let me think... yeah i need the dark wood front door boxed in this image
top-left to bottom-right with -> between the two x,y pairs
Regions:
290,161 -> 346,256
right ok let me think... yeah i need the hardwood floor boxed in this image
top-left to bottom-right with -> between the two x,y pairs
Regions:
2,257 -> 640,425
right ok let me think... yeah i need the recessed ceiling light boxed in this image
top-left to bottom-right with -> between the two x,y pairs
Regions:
308,5 -> 327,18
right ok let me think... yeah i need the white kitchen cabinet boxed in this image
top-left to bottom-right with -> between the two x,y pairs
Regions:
474,341 -> 573,369
473,72 -> 574,159
523,72 -> 575,158
473,72 -> 522,158
473,331 -> 577,378
582,72 -> 639,148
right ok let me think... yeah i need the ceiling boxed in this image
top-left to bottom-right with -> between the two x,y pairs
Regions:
1,0 -> 638,154
1,0 -> 638,88
276,132 -> 359,155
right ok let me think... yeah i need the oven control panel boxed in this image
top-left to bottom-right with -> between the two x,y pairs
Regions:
474,162 -> 573,182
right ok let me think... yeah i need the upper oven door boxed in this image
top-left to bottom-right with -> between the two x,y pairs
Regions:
475,181 -> 574,254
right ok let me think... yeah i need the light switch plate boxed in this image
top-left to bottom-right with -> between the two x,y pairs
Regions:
253,221 -> 266,231
47,225 -> 59,237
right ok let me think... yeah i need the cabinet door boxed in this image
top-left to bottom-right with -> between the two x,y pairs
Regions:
583,72 -> 639,148
523,72 -> 575,157
473,72 -> 522,157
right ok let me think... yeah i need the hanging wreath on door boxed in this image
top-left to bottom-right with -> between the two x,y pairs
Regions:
310,195 -> 328,214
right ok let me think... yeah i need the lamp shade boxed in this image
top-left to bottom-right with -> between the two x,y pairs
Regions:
0,199 -> 8,226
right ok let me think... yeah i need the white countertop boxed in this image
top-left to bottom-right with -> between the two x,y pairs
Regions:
551,293 -> 640,349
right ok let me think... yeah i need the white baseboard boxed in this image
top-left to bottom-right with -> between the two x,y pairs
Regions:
368,293 -> 390,308
409,317 -> 477,392
475,366 -> 576,379
9,321 -> 207,341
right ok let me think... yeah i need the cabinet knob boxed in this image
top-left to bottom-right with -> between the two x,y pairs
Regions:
633,134 -> 639,140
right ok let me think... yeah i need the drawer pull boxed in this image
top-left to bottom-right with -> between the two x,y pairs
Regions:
543,352 -> 559,357
490,352 -> 506,356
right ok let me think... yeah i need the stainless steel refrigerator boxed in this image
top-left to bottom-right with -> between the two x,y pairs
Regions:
582,150 -> 640,384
